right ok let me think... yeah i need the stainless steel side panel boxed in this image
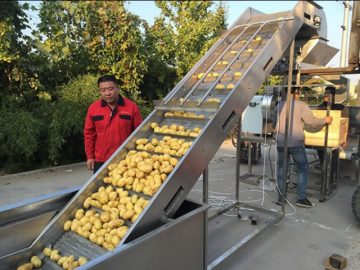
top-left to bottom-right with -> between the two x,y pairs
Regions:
87,202 -> 208,270
0,212 -> 55,257
0,187 -> 78,257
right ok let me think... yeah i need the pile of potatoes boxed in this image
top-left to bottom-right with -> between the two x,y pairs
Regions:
151,123 -> 201,138
82,186 -> 149,221
63,206 -> 130,251
43,248 -> 87,269
136,135 -> 192,156
17,252 -> 87,270
104,150 -> 177,196
164,111 -> 206,119
16,256 -> 42,270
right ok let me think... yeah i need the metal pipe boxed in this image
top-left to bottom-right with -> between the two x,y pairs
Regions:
340,0 -> 351,67
202,167 -> 209,204
320,94 -> 331,202
248,142 -> 252,174
235,118 -> 242,204
281,40 -> 295,212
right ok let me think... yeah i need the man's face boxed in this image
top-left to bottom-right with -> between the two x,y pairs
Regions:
99,81 -> 119,105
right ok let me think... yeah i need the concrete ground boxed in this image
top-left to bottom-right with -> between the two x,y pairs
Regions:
1,140 -> 359,270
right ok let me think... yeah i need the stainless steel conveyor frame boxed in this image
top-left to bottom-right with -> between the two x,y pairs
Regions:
0,1 -> 333,269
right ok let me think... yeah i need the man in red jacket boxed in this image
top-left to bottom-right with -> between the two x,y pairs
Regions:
84,75 -> 143,173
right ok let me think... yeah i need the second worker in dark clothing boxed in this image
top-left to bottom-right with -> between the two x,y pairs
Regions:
84,75 -> 143,173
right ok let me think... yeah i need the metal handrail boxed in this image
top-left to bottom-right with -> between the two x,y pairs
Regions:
163,16 -> 294,104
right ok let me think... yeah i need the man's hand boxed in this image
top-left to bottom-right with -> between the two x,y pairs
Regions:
325,116 -> 333,124
87,159 -> 95,170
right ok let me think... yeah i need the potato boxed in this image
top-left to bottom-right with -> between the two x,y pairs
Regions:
108,219 -> 124,229
82,223 -> 92,232
89,233 -> 97,242
136,138 -> 148,145
160,165 -> 174,174
102,205 -> 111,211
117,226 -> 129,236
96,236 -> 105,245
189,132 -> 198,137
89,200 -> 102,209
30,256 -> 42,268
137,163 -> 153,174
78,257 -> 88,266
98,192 -> 109,204
66,255 -> 74,264
110,235 -> 121,246
108,163 -> 118,171
123,210 -> 135,220
83,197 -> 92,208
74,209 -> 85,220
131,213 -> 139,223
143,200 -> 149,207
43,247 -> 52,256
119,190 -> 129,197
169,158 -> 178,166
103,242 -> 115,251
70,219 -> 79,231
110,211 -> 119,221
57,256 -> 67,266
50,252 -> 60,262
63,220 -> 72,231
108,191 -> 118,201
17,263 -> 33,270
134,183 -> 144,193
79,216 -> 89,226
62,260 -> 70,270
100,211 -> 111,223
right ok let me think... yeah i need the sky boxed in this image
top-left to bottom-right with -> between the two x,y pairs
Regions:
26,1 -> 359,85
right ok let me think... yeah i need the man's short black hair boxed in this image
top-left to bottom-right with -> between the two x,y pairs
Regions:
98,75 -> 118,86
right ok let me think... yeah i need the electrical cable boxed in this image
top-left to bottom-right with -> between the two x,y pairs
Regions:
191,189 -> 269,217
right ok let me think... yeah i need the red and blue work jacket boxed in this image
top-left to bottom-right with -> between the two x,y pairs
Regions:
84,96 -> 143,162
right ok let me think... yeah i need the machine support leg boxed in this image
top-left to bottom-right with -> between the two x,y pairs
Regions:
320,94 -> 331,202
248,142 -> 252,174
356,135 -> 360,184
281,39 -> 295,212
235,118 -> 242,204
203,167 -> 209,204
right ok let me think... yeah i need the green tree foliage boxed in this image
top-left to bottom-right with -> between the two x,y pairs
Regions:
153,1 -> 226,77
257,75 -> 284,95
35,1 -> 147,100
0,1 -> 39,99
139,0 -> 226,101
0,1 -> 228,173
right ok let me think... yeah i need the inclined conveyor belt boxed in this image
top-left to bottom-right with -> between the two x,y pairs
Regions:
1,1 -> 329,269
